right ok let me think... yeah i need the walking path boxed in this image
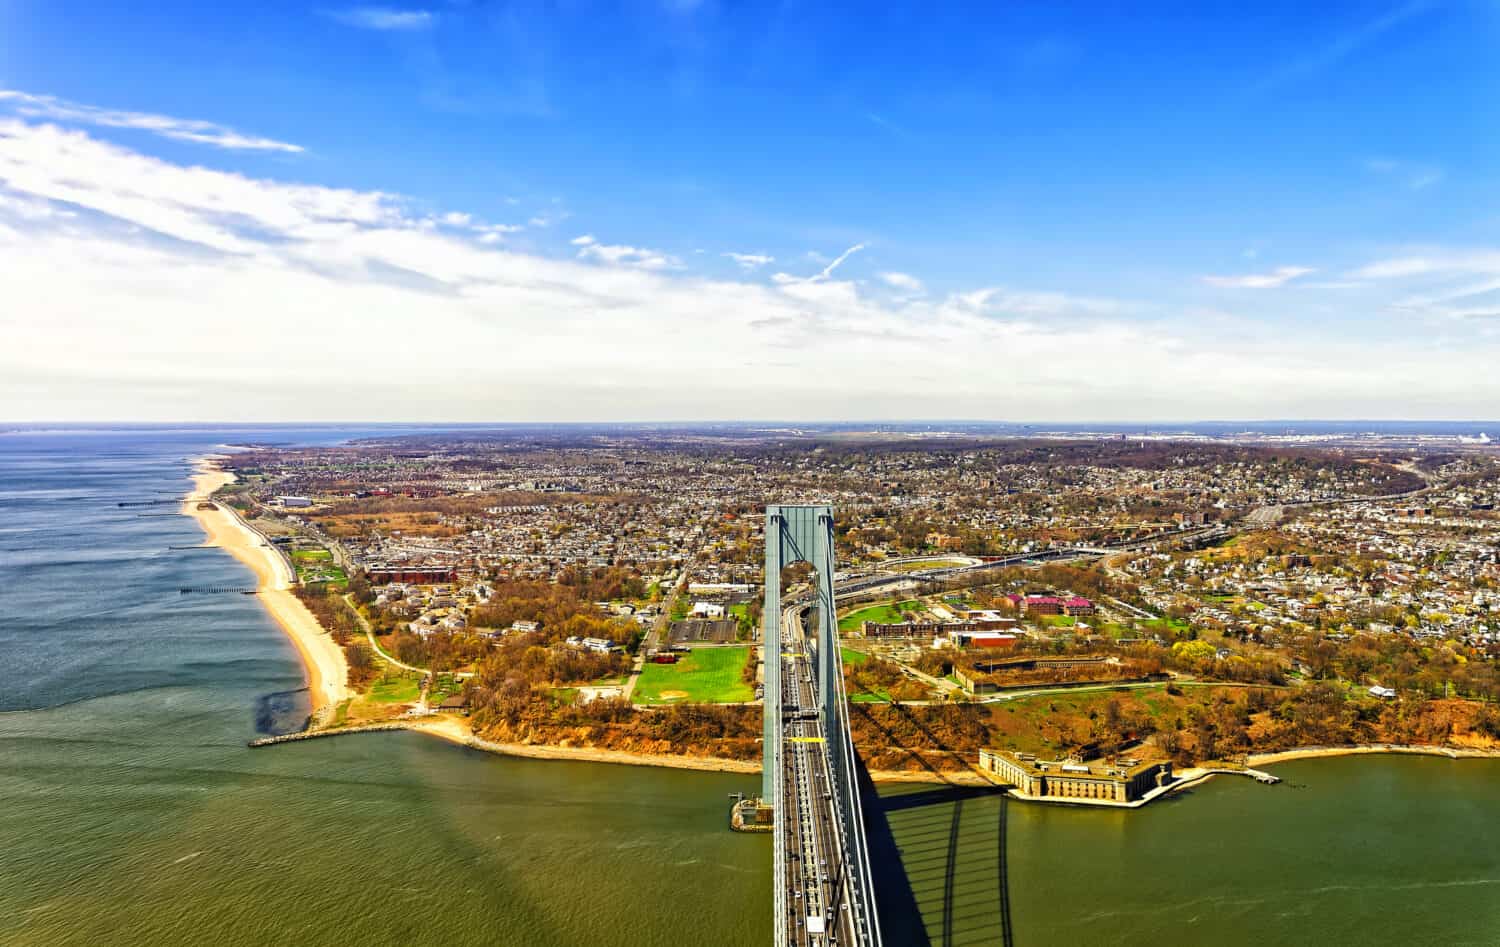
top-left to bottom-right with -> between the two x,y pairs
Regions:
342,593 -> 429,674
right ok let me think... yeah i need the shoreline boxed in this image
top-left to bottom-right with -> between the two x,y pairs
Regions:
182,455 -> 351,718
298,715 -> 985,784
253,712 -> 1500,788
1247,743 -> 1500,767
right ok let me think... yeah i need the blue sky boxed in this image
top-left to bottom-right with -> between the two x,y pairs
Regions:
2,1 -> 1499,421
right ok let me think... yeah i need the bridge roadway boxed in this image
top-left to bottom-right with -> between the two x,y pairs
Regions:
777,604 -> 861,946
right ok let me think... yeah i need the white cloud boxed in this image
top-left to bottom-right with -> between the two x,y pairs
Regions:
327,7 -> 435,31
770,243 -> 865,289
1364,156 -> 1444,191
878,271 -> 923,293
575,237 -> 681,270
1202,266 -> 1315,289
0,89 -> 302,153
4,111 -> 1500,422
725,251 -> 774,270
1351,251 -> 1500,280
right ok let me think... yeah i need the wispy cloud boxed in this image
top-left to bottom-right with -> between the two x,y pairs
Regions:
1252,1 -> 1433,94
327,7 -> 435,31
0,89 -> 302,153
865,112 -> 910,139
572,234 -> 681,270
724,251 -> 773,270
1202,266 -> 1315,289
879,271 -> 924,293
773,243 -> 865,285
1364,156 -> 1444,190
1351,251 -> 1500,280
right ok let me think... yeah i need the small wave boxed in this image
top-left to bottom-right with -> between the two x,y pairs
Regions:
172,851 -> 204,865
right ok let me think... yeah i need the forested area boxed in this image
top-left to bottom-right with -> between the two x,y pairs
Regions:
849,683 -> 1500,773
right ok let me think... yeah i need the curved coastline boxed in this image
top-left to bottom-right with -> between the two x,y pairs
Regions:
1248,743 -> 1500,767
181,455 -> 351,718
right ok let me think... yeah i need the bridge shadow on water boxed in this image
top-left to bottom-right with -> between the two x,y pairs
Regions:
858,760 -> 1016,947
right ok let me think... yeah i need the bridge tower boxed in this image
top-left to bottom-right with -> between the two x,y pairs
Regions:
761,504 -> 839,804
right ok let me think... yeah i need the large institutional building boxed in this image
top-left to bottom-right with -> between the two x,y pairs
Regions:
978,749 -> 1172,803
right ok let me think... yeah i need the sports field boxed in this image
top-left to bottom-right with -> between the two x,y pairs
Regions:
838,600 -> 921,632
634,646 -> 754,704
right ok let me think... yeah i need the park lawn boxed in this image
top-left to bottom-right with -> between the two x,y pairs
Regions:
841,647 -> 870,666
838,600 -> 921,633
1040,614 -> 1077,627
366,673 -> 422,703
1141,617 -> 1191,635
298,563 -> 347,580
290,548 -> 333,562
886,558 -> 967,572
850,690 -> 891,703
634,646 -> 754,704
729,602 -> 754,639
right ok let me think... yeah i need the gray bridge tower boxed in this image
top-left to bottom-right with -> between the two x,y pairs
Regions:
760,505 -> 839,803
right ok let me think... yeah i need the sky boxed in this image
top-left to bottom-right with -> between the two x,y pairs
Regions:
2,0 -> 1499,422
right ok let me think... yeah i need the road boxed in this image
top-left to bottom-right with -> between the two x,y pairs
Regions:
779,606 -> 859,947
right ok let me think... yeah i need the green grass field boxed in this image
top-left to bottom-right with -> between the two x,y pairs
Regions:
634,647 -> 754,704
427,673 -> 463,707
885,558 -> 967,572
841,646 -> 870,665
838,600 -> 921,633
366,673 -> 421,703
291,548 -> 346,587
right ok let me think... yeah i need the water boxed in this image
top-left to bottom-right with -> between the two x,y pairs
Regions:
3,427 -> 1497,946
872,756 -> 1500,946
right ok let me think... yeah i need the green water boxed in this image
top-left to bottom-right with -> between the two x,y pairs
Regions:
0,689 -> 772,945
873,755 -> 1500,946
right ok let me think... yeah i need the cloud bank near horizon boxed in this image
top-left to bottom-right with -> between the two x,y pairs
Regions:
2,100 -> 1500,423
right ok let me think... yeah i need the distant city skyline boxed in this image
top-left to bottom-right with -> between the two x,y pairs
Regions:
4,1 -> 1499,421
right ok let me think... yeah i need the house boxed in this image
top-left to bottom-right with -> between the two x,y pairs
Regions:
1369,685 -> 1397,699
510,620 -> 540,633
565,636 -> 617,654
438,692 -> 470,714
691,602 -> 726,619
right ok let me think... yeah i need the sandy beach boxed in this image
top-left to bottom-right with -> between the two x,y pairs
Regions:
407,716 -> 992,783
1248,743 -> 1500,767
410,716 -> 764,773
181,456 -> 351,717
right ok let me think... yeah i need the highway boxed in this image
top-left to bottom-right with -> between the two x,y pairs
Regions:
778,605 -> 860,947
830,523 -> 1228,604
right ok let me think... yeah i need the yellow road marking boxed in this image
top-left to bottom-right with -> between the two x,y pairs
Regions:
789,736 -> 825,743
